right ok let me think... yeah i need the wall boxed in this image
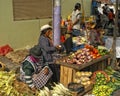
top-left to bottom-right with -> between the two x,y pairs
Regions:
61,0 -> 91,18
0,0 -> 52,49
0,0 -> 91,49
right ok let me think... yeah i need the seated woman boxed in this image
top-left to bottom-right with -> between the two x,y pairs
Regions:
19,45 -> 53,91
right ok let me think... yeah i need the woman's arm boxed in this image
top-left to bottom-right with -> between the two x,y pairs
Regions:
39,36 -> 56,53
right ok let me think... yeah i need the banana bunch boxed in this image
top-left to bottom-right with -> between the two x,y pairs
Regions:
0,71 -> 73,96
51,83 -> 72,96
0,71 -> 20,96
37,86 -> 51,96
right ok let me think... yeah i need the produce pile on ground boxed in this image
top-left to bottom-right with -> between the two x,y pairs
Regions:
92,67 -> 120,96
0,71 -> 36,96
36,82 -> 72,96
49,83 -> 72,96
5,49 -> 29,64
0,70 -> 72,96
62,44 -> 109,65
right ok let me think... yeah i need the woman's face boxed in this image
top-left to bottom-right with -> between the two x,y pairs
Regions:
46,29 -> 53,39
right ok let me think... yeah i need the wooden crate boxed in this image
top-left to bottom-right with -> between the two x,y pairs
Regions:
60,66 -> 75,87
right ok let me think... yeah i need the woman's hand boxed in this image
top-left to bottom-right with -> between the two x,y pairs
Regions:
44,67 -> 49,75
31,87 -> 37,92
55,45 -> 62,51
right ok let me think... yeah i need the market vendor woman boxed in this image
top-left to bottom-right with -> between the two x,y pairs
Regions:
19,45 -> 53,91
38,24 -> 63,83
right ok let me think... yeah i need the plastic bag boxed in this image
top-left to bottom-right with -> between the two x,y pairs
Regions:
0,44 -> 13,56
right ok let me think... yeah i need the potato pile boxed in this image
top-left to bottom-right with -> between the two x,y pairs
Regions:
74,71 -> 92,87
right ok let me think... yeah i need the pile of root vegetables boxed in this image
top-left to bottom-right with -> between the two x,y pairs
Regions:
74,71 -> 92,87
63,44 -> 109,65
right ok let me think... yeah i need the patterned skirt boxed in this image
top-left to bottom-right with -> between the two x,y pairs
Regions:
32,66 -> 53,89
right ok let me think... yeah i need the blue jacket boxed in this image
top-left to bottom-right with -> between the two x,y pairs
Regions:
38,35 -> 57,63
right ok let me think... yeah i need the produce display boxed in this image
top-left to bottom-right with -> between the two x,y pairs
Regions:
0,43 -> 111,96
74,71 -> 92,87
92,71 -> 113,96
5,49 -> 29,64
97,46 -> 109,56
63,44 -> 102,64
92,85 -> 114,96
105,66 -> 120,88
63,48 -> 93,64
0,70 -> 72,96
37,83 -> 72,96
92,67 -> 120,96
72,36 -> 87,45
50,83 -> 72,96
61,44 -> 110,65
0,71 -> 36,96
0,71 -> 19,96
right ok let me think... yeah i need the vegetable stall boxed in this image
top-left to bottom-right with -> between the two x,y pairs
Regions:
56,44 -> 112,96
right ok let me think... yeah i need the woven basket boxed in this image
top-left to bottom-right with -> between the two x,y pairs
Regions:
0,61 -> 5,71
91,70 -> 110,84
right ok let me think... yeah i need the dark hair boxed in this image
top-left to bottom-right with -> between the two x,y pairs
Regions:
74,3 -> 81,11
105,4 -> 107,6
110,9 -> 114,13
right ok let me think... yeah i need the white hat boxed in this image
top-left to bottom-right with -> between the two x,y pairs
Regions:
40,24 -> 52,31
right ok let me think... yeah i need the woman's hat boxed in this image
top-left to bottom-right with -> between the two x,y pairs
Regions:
40,24 -> 52,32
29,45 -> 42,58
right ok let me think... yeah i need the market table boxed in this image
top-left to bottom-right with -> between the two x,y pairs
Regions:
56,54 -> 111,96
